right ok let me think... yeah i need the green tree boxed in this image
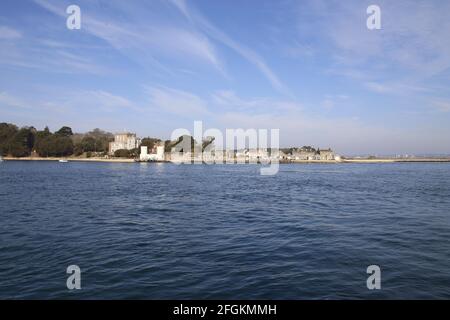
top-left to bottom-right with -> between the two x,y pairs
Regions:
73,142 -> 84,156
36,134 -> 74,157
173,135 -> 197,152
55,126 -> 73,137
202,137 -> 215,151
164,140 -> 172,153
51,135 -> 74,156
34,126 -> 51,140
85,128 -> 113,152
114,149 -> 131,158
34,127 -> 53,157
0,123 -> 18,156
81,136 -> 97,152
129,148 -> 139,157
8,127 -> 35,157
140,137 -> 161,153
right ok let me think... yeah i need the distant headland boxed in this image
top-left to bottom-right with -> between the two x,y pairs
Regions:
1,123 -> 450,164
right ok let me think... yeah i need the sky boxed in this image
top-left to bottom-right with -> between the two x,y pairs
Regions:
1,0 -> 450,155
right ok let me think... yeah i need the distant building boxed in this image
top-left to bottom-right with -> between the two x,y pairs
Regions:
247,148 -> 269,162
290,146 -> 336,161
140,144 -> 164,161
279,150 -> 292,161
109,133 -> 140,154
318,148 -> 335,160
292,146 -> 318,160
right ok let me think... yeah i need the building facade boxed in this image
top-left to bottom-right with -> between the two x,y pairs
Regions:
109,133 -> 140,154
290,146 -> 336,161
292,146 -> 318,160
140,144 -> 165,161
318,148 -> 335,160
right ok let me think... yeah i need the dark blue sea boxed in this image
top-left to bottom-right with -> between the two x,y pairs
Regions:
0,161 -> 449,299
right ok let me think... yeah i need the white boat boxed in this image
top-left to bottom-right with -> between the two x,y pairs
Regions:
58,159 -> 69,163
0,156 -> 3,162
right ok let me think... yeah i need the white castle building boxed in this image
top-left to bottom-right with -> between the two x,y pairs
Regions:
109,133 -> 140,154
140,145 -> 165,162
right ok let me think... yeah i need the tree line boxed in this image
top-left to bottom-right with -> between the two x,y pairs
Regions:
0,122 -> 215,158
0,123 -> 113,157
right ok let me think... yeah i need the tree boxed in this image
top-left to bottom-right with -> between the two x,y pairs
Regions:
0,123 -> 18,156
164,140 -> 172,153
83,128 -> 113,152
22,127 -> 35,151
172,135 -> 196,152
70,128 -> 113,154
81,136 -> 96,152
35,137 -> 50,157
8,127 -> 35,157
140,137 -> 161,153
34,127 -> 53,157
202,137 -> 215,151
129,148 -> 139,157
35,134 -> 74,157
52,135 -> 74,156
34,126 -> 51,141
114,149 -> 131,158
55,126 -> 73,137
73,142 -> 84,156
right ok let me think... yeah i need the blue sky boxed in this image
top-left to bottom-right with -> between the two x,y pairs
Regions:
1,0 -> 450,155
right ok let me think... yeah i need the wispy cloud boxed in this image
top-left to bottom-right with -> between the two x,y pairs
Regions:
433,100 -> 450,112
33,0 -> 225,75
0,26 -> 22,39
144,85 -> 209,117
77,90 -> 137,111
212,90 -> 301,114
169,0 -> 292,96
364,81 -> 431,95
0,89 -> 148,133
364,82 -> 392,94
294,0 -> 450,96
0,92 -> 29,108
0,40 -> 110,75
1,89 -> 138,113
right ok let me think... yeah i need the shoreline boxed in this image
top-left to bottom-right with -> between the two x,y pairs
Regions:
3,156 -> 450,164
341,158 -> 450,163
2,156 -> 135,163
